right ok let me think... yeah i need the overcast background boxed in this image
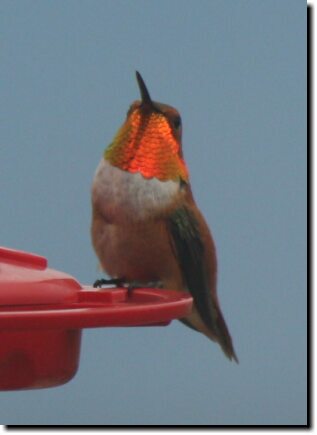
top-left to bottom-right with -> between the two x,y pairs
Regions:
0,0 -> 306,425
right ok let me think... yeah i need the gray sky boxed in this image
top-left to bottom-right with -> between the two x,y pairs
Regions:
0,0 -> 306,425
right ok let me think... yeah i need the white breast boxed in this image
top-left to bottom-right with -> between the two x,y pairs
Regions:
92,159 -> 180,221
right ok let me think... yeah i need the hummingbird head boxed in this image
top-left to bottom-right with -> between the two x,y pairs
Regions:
104,71 -> 189,182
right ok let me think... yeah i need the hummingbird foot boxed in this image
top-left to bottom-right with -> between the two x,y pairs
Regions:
93,278 -> 125,288
126,280 -> 163,297
93,278 -> 163,295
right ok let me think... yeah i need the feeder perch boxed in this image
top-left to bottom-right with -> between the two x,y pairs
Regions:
0,246 -> 192,391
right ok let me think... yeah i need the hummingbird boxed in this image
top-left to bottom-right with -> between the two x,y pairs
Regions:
91,71 -> 238,362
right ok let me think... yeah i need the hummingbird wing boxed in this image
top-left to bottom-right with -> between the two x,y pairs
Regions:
167,205 -> 238,362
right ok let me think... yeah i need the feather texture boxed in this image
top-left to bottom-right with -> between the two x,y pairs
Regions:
167,206 -> 238,362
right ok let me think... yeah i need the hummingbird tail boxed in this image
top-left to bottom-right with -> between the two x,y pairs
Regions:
214,308 -> 239,363
183,306 -> 238,363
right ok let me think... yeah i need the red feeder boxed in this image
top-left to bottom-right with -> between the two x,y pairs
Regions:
0,246 -> 192,391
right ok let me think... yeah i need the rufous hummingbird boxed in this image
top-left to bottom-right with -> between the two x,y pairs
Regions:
91,72 -> 238,362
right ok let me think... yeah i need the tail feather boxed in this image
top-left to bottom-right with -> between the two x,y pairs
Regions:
167,205 -> 238,363
183,305 -> 238,363
215,309 -> 239,363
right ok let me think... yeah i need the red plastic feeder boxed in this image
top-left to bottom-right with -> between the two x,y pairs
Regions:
0,246 -> 192,391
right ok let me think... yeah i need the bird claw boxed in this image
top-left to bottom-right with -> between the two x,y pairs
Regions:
126,280 -> 163,289
93,278 -> 163,298
125,280 -> 163,297
93,278 -> 125,288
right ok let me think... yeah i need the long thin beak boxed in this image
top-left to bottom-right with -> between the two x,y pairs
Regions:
135,71 -> 154,108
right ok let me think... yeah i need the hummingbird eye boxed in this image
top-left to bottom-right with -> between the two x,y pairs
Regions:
172,115 -> 182,130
